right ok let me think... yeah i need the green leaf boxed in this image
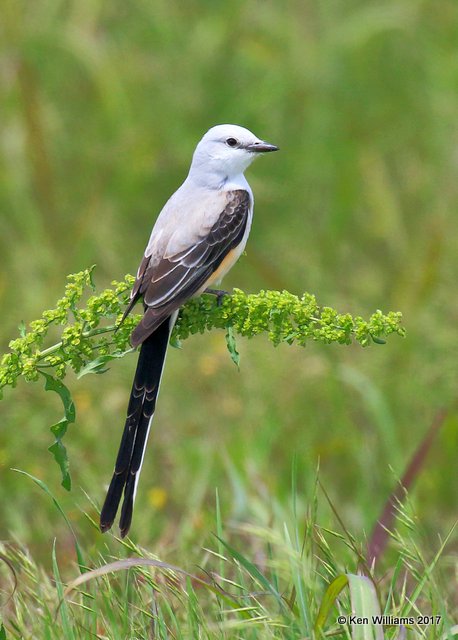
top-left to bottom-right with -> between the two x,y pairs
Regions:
41,372 -> 76,491
18,320 -> 26,338
76,351 -> 130,378
50,417 -> 69,440
225,325 -> 240,367
42,372 -> 76,422
169,333 -> 182,349
87,264 -> 97,290
314,574 -> 349,633
48,437 -> 71,491
0,623 -> 6,640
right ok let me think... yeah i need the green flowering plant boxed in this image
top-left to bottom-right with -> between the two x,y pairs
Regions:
0,266 -> 405,489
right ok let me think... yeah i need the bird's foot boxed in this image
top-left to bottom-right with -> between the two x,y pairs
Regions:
204,288 -> 229,306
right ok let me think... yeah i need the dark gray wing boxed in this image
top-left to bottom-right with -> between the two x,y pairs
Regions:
127,189 -> 251,347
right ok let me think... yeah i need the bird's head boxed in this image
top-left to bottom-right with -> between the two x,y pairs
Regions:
189,124 -> 278,183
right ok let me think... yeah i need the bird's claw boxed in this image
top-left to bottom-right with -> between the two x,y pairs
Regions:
204,288 -> 229,307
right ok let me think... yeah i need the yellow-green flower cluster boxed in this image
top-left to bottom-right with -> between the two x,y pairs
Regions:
173,289 -> 406,349
0,268 -> 406,396
0,268 -> 134,394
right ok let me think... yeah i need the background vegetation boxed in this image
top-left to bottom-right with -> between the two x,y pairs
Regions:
0,0 -> 457,636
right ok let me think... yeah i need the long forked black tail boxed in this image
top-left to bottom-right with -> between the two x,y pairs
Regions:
100,315 -> 172,537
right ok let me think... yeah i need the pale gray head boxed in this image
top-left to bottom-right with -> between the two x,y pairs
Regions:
189,124 -> 278,185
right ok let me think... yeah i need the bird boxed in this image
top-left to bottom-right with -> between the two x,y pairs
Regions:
100,124 -> 279,537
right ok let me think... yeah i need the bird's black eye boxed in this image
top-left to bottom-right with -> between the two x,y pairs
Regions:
226,137 -> 238,148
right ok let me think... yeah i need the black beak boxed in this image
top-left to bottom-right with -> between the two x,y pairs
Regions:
245,141 -> 279,153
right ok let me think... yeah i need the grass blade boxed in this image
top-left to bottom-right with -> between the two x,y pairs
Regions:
348,574 -> 383,640
215,535 -> 287,613
367,409 -> 447,565
52,539 -> 75,640
12,469 -> 86,572
314,574 -> 349,634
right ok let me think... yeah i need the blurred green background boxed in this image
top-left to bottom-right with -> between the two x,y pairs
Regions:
0,0 -> 457,567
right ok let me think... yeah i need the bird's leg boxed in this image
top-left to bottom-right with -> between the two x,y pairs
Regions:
204,288 -> 229,307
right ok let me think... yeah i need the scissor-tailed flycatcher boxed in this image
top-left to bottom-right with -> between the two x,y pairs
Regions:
100,124 -> 278,537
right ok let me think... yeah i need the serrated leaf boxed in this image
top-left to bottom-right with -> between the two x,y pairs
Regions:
48,439 -> 71,491
50,417 -> 69,440
225,325 -> 240,368
41,372 -> 75,491
42,372 -> 75,422
314,574 -> 349,633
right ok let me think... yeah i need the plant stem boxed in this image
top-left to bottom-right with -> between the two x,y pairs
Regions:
36,325 -> 117,361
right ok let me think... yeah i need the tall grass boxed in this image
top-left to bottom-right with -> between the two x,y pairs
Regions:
0,475 -> 456,638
